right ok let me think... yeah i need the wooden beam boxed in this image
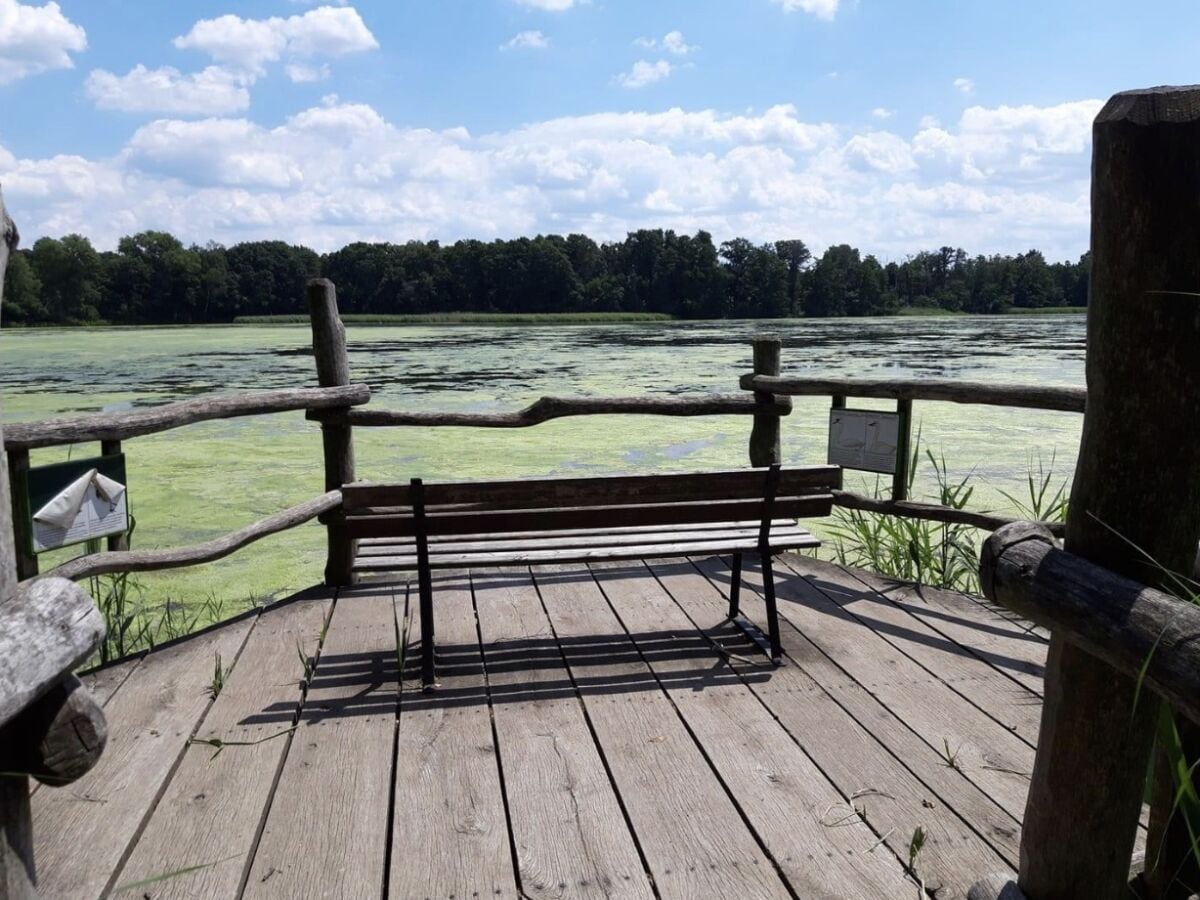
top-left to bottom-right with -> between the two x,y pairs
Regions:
0,183 -> 37,900
748,335 -> 783,466
307,392 -> 793,428
832,489 -> 1066,537
41,490 -> 341,582
740,373 -> 1086,413
981,523 -> 1200,726
3,674 -> 107,787
0,577 -> 104,730
1019,85 -> 1200,900
2,384 -> 370,451
308,278 -> 357,587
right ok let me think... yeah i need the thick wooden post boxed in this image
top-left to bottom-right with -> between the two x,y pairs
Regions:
0,187 -> 37,900
308,278 -> 357,586
5,451 -> 34,580
1017,86 -> 1200,900
748,336 -> 782,467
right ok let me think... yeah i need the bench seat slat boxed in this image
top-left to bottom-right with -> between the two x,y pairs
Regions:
356,524 -> 813,557
356,518 -> 802,546
342,466 -> 840,511
345,494 -> 833,539
352,531 -> 820,572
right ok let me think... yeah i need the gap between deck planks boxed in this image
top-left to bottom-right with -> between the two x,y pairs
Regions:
654,557 -> 1020,899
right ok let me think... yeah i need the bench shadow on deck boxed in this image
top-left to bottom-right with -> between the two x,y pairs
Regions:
33,553 -> 1048,900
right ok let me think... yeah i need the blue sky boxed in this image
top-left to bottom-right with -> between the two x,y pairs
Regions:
1,0 -> 1197,260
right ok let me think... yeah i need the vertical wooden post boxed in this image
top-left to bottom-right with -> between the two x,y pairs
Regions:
891,398 -> 912,502
5,451 -> 35,580
0,186 -> 38,899
748,335 -> 782,467
1017,86 -> 1200,900
308,278 -> 357,587
99,440 -> 129,553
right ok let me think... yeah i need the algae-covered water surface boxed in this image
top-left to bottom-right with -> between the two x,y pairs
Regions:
1,315 -> 1085,621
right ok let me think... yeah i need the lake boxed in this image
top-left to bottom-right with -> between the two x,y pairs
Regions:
0,314 -> 1086,618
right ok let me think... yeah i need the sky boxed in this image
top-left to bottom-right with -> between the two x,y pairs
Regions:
0,0 -> 1197,262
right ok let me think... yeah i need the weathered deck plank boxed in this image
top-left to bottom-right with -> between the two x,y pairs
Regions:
674,557 -> 1019,899
784,558 -> 1043,744
532,564 -> 793,899
32,616 -> 257,899
389,572 -> 520,899
112,588 -> 333,899
471,567 -> 654,899
703,555 -> 1036,821
587,559 -> 919,898
243,586 -> 400,899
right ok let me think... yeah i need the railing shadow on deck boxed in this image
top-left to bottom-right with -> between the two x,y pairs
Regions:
697,555 -> 1047,685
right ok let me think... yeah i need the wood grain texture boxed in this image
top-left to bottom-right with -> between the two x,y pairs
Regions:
308,393 -> 793,429
308,278 -> 357,588
828,557 -> 1047,696
342,465 -> 839,511
0,577 -> 104,728
389,572 -> 519,898
6,674 -> 107,787
531,563 -> 791,899
6,449 -> 35,580
2,385 -> 369,451
740,373 -> 1086,413
471,567 -> 653,899
346,494 -> 832,540
833,489 -> 1066,537
748,335 -> 783,467
358,518 -> 802,547
353,532 -> 819,572
981,523 -> 1200,726
113,589 -> 332,900
44,490 -> 341,581
587,560 -> 917,898
727,555 -> 1036,820
243,587 -> 398,899
1031,85 -> 1200,900
783,557 -> 1043,749
676,556 -> 1020,898
31,614 -> 255,899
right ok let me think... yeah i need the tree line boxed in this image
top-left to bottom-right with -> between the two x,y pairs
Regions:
0,228 -> 1089,325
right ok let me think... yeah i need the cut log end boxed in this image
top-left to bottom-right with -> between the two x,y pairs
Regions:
4,675 -> 107,787
1097,84 -> 1200,126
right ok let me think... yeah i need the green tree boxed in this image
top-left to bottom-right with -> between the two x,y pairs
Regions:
28,235 -> 104,322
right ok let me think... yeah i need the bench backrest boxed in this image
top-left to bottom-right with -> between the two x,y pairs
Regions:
342,466 -> 840,539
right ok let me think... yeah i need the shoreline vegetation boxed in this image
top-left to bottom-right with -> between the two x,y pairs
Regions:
2,228 -> 1088,327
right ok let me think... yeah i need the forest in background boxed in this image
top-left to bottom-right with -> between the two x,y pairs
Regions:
0,228 -> 1089,325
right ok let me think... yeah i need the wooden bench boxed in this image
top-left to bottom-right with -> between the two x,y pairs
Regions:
341,464 -> 841,689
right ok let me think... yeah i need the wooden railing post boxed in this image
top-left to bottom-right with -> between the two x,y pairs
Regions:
1015,86 -> 1200,900
99,440 -> 129,553
748,336 -> 782,467
308,278 -> 357,587
0,185 -> 37,900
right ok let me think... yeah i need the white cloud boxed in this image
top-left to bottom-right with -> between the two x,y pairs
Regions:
173,6 -> 378,76
286,62 -> 331,82
501,30 -> 548,51
513,0 -> 582,9
616,59 -> 672,89
0,97 -> 1102,262
770,0 -> 840,21
635,30 -> 695,56
0,0 -> 85,85
85,65 -> 251,115
954,77 -> 975,95
871,107 -> 894,120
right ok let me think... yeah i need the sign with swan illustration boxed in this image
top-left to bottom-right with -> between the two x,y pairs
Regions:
828,408 -> 901,474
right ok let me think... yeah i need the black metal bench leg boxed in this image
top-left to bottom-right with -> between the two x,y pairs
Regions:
727,552 -> 743,618
761,552 -> 783,665
419,570 -> 436,691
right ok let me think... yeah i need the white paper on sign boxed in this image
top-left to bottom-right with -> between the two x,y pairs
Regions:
32,468 -> 129,552
33,468 -> 98,529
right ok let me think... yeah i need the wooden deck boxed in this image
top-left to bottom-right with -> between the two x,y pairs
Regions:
32,553 -> 1053,899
